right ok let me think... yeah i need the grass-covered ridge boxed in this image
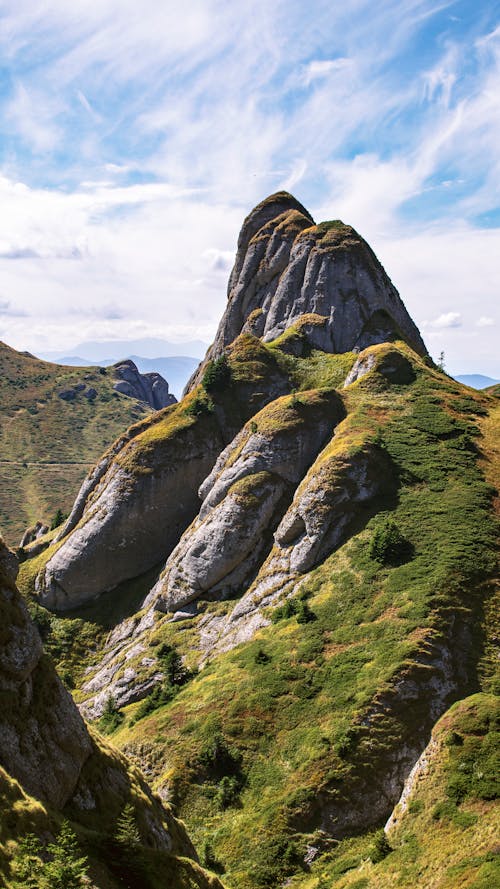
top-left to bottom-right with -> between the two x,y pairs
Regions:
0,342 -> 154,544
99,348 -> 498,889
288,693 -> 499,889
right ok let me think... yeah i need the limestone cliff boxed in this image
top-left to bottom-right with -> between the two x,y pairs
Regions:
113,358 -> 176,410
33,193 -> 426,612
0,537 -> 223,888
186,192 -> 426,390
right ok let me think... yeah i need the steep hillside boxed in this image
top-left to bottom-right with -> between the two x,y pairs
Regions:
15,192 -> 499,889
288,693 -> 499,889
0,343 -> 175,545
0,536 -> 223,889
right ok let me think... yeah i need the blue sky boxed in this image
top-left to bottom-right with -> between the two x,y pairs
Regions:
0,0 -> 499,375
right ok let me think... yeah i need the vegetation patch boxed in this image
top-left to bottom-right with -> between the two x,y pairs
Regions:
107,351 -> 497,889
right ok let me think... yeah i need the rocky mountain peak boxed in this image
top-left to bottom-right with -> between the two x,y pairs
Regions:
113,358 -> 176,410
186,193 -> 427,390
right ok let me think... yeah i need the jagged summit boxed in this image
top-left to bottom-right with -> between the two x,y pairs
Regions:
186,192 -> 427,390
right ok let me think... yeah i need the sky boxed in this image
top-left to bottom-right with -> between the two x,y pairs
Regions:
0,0 -> 499,376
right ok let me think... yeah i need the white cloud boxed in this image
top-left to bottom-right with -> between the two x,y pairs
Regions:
4,82 -> 62,153
476,315 -> 495,327
0,0 -> 498,379
426,312 -> 462,329
301,58 -> 352,86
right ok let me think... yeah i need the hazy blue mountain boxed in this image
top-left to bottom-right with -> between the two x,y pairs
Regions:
454,373 -> 500,389
40,337 -> 208,362
128,355 -> 199,397
41,354 -> 200,397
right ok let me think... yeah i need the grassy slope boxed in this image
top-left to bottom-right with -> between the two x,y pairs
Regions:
0,765 -> 224,889
15,341 -> 498,888
0,342 -> 152,544
289,693 -> 499,889
91,348 -> 498,889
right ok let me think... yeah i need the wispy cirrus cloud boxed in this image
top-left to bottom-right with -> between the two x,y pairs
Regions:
0,0 -> 498,376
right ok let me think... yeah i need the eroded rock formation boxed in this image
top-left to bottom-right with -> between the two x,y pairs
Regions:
186,192 -> 426,391
113,358 -> 176,410
34,192 -> 426,612
0,536 -> 224,882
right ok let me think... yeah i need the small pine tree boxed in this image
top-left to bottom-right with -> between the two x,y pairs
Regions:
42,820 -> 89,889
370,520 -> 411,566
98,695 -> 124,734
115,803 -> 141,852
50,508 -> 66,530
10,833 -> 44,889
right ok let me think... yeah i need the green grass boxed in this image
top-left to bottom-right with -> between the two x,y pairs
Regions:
102,348 -> 497,889
0,342 -> 152,543
289,694 -> 499,889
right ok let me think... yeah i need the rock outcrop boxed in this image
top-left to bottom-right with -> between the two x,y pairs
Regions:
149,389 -> 345,613
34,193 -> 426,612
0,538 -> 92,809
113,358 -> 176,410
0,536 -> 223,886
36,407 -> 225,610
35,336 -> 293,610
186,192 -> 426,391
19,520 -> 49,548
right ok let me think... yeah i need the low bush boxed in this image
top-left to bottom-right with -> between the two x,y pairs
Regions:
202,354 -> 231,393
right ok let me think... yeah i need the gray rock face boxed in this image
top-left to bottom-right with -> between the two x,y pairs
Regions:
0,539 -> 208,864
37,415 -> 224,610
35,194 -> 427,615
149,390 -> 345,613
0,540 -> 92,809
186,192 -> 426,391
20,520 -> 48,548
113,359 -> 176,410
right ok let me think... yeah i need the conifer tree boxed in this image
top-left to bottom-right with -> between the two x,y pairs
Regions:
10,833 -> 44,889
42,820 -> 89,889
115,803 -> 141,851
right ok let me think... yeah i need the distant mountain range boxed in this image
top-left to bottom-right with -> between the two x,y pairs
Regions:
37,339 -> 206,397
454,373 -> 500,389
40,336 -> 208,361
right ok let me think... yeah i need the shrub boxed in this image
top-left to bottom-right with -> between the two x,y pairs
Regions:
271,598 -> 299,623
296,601 -> 316,624
50,508 -> 67,530
202,354 -> 231,393
98,696 -> 124,734
271,596 -> 316,624
255,648 -> 271,664
198,733 -> 242,778
370,520 -> 412,566
369,829 -> 392,863
185,394 -> 213,417
216,775 -> 241,809
132,682 -> 176,722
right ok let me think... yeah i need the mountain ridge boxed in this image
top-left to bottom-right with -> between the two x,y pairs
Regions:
8,192 -> 499,889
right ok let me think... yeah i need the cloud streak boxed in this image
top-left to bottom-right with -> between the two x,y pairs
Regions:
0,0 -> 498,375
